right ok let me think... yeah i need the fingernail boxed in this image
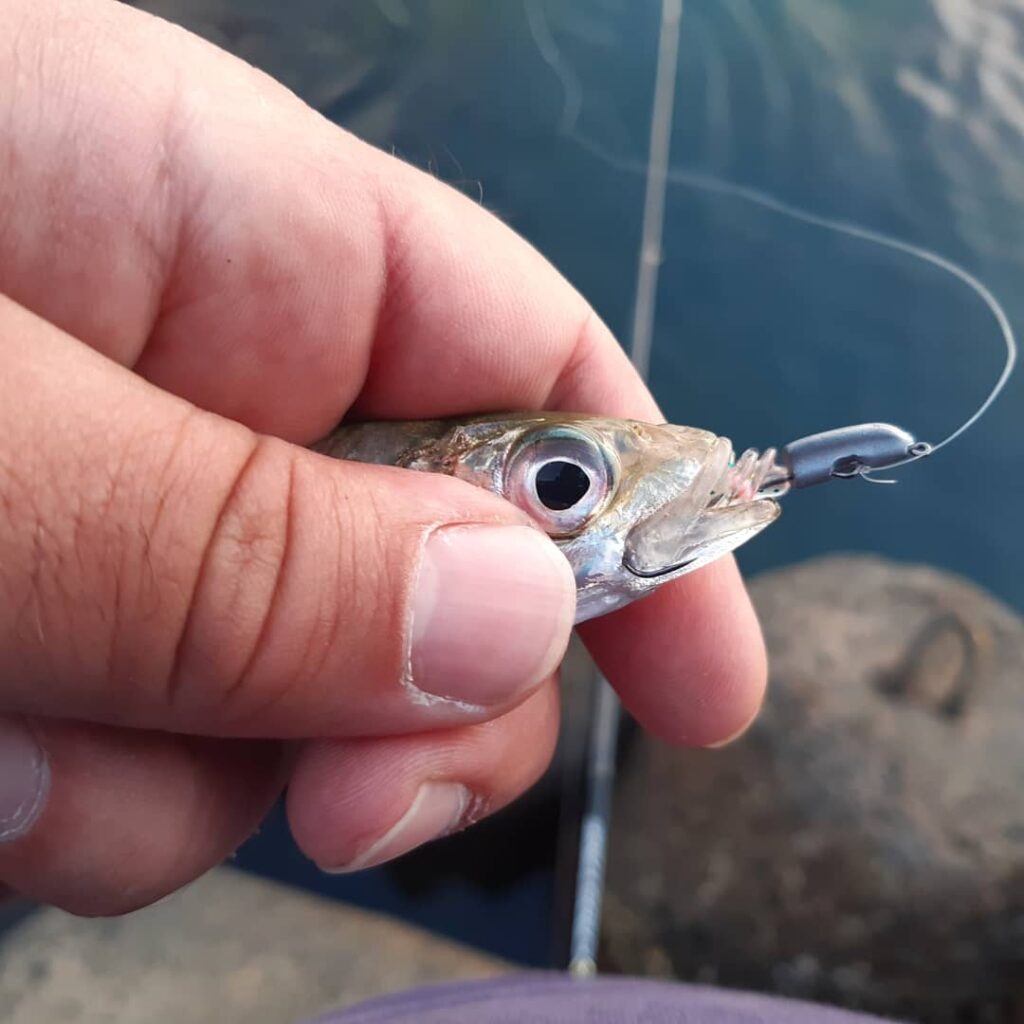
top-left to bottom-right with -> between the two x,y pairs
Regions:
0,718 -> 50,844
409,525 -> 576,707
323,782 -> 471,873
705,714 -> 758,749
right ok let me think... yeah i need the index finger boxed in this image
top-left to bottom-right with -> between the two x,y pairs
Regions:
0,0 -> 765,744
1,0 -> 654,440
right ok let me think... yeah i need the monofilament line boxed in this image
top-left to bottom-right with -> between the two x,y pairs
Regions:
573,144 -> 1018,476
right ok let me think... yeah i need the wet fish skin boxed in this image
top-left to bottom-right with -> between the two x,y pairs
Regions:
313,413 -> 780,623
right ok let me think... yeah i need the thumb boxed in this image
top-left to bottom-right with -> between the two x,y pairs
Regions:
0,295 -> 576,737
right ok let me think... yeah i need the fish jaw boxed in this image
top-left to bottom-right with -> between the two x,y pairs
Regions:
567,499 -> 779,623
567,427 -> 782,622
619,430 -> 782,579
623,498 -> 780,578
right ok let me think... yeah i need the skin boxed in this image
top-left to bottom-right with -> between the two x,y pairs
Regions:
0,0 -> 766,914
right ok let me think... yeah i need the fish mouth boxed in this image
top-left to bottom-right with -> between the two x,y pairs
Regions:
623,439 -> 783,578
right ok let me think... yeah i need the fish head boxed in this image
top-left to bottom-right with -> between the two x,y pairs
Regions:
446,415 -> 781,622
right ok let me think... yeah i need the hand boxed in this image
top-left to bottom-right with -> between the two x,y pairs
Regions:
0,0 -> 766,914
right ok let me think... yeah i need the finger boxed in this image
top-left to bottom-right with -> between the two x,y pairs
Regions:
0,0 -> 654,439
0,715 -> 282,915
286,678 -> 560,872
0,295 -> 575,736
0,0 -> 766,745
580,557 -> 768,747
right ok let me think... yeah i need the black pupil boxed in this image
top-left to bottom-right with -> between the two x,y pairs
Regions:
535,460 -> 591,511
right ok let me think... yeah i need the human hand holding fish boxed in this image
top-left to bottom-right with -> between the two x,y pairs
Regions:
0,0 -> 768,915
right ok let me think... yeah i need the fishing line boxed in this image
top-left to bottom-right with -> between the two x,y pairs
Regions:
569,137 -> 1017,482
524,2 -> 1017,484
523,0 -> 583,136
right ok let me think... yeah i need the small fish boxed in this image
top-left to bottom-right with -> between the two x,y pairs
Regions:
313,413 -> 782,622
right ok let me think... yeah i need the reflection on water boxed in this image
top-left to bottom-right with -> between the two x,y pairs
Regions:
136,0 -> 1024,965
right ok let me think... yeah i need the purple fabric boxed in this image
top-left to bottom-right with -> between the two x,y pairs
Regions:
310,974 -> 901,1024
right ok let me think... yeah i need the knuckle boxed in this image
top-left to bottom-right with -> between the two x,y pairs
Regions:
168,447 -> 414,731
166,436 -> 295,719
222,460 -> 401,730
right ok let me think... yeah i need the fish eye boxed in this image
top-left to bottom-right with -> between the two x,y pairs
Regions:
535,460 -> 592,511
505,429 -> 615,536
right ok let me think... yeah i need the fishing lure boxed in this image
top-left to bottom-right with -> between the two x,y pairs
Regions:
313,415 -> 929,623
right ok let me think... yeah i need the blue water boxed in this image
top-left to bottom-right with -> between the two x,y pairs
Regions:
140,0 -> 1024,965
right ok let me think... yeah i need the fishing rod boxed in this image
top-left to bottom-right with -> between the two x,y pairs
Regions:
565,0 -> 685,978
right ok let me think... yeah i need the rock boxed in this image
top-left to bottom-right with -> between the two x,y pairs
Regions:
601,555 -> 1024,1023
0,867 -> 507,1024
